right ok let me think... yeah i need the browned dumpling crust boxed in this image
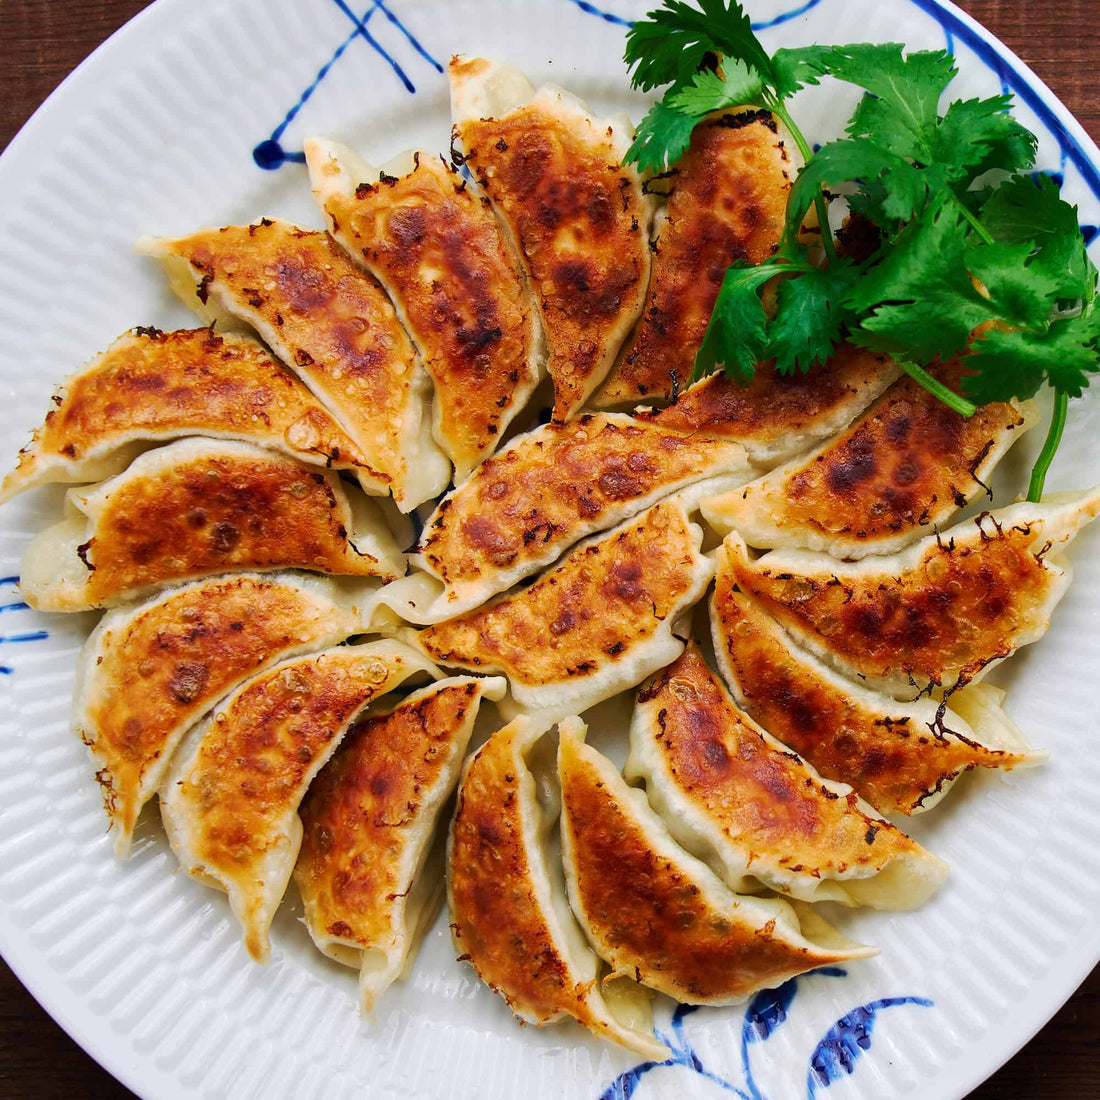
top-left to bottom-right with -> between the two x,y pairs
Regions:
0,327 -> 378,504
307,143 -> 541,481
598,110 -> 794,407
637,342 -> 901,469
558,719 -> 873,1004
724,490 -> 1100,695
703,362 -> 1037,557
450,57 -> 653,421
417,500 -> 711,717
711,563 -> 1036,815
631,644 -> 936,902
412,412 -> 748,617
76,573 -> 364,857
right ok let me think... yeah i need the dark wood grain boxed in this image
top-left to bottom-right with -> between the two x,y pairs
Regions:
0,1 -> 1097,1098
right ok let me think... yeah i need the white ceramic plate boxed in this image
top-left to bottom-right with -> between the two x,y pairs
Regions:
2,0 -> 1099,1097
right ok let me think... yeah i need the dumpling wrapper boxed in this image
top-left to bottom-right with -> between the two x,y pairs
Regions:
137,218 -> 449,511
558,717 -> 875,1005
703,363 -> 1038,558
724,488 -> 1100,698
596,108 -> 797,407
20,437 -> 402,612
75,571 -> 375,857
305,140 -> 542,482
160,639 -> 440,963
636,342 -> 901,470
625,643 -> 948,909
448,715 -> 668,1059
295,674 -> 506,1012
710,561 -> 1043,815
383,411 -> 749,623
449,57 -> 655,421
416,499 -> 714,726
0,327 -> 380,504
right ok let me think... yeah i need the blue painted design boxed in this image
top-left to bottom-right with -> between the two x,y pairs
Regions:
563,0 -> 632,28
806,997 -> 933,1097
751,0 -> 825,31
1083,225 -> 1099,245
0,576 -> 19,586
253,0 -> 443,170
0,602 -> 30,615
1,631 -> 49,644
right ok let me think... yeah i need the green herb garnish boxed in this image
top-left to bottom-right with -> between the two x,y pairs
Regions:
622,0 -> 1099,500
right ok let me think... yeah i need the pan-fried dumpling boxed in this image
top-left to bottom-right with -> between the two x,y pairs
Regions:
449,57 -> 654,421
20,437 -> 402,612
305,140 -> 542,482
710,560 -> 1042,814
75,572 -> 374,857
160,639 -> 440,963
295,674 -> 506,1011
724,489 -> 1100,697
448,715 -> 668,1058
636,342 -> 901,469
417,500 -> 713,725
137,219 -> 449,510
703,364 -> 1038,558
0,327 -> 380,504
597,109 -> 796,407
558,718 -> 875,1005
387,412 -> 749,623
625,643 -> 948,909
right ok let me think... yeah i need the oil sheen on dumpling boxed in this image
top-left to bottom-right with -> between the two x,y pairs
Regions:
295,674 -> 506,1012
138,218 -> 449,510
558,718 -> 875,1004
449,57 -> 654,421
19,437 -> 402,612
625,644 -> 947,909
724,488 -> 1100,697
160,639 -> 440,963
596,109 -> 797,407
448,715 -> 668,1058
636,342 -> 901,469
391,412 -> 749,622
710,558 -> 1042,814
75,572 -> 373,857
703,363 -> 1038,558
0,327 -> 379,503
417,499 -> 714,724
306,140 -> 542,482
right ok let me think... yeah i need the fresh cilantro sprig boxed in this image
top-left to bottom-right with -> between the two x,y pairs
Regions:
622,0 -> 1099,500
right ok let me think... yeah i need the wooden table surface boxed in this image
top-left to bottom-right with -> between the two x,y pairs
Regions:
1,1 -> 1098,1097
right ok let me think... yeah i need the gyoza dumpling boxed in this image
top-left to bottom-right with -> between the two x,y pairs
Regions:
137,219 -> 449,510
0,327 -> 379,504
449,57 -> 654,421
388,412 -> 749,623
75,572 -> 374,857
710,558 -> 1042,814
703,364 -> 1038,558
558,718 -> 875,1004
636,343 -> 901,469
724,489 -> 1100,697
417,499 -> 713,725
20,437 -> 402,612
449,715 -> 668,1058
160,639 -> 439,963
597,109 -> 796,407
295,674 -> 505,1011
625,644 -> 947,909
305,140 -> 542,482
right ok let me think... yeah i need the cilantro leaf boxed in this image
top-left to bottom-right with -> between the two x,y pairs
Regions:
931,95 -> 1036,183
770,45 -> 836,99
668,60 -> 765,115
624,96 -> 699,173
693,261 -> 779,382
767,262 -> 855,372
964,240 -> 1062,328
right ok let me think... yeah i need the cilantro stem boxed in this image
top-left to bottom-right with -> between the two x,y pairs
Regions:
950,191 -> 996,246
1027,388 -> 1068,502
770,100 -> 836,263
899,360 -> 976,417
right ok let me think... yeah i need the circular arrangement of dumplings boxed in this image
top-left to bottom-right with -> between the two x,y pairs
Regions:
6,53 -> 1098,1056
